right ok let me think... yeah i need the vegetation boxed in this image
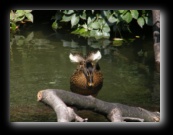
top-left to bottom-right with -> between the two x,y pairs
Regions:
10,10 -> 33,33
51,10 -> 152,39
10,10 -> 152,40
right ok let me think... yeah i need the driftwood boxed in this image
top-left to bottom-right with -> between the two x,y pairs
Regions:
37,89 -> 160,122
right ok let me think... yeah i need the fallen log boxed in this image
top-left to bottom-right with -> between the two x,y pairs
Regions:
37,89 -> 160,122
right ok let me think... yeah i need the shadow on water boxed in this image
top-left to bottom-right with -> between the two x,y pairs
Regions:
10,26 -> 160,122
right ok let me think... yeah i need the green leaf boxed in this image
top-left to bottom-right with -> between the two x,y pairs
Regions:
10,10 -> 15,21
102,31 -> 110,38
119,10 -> 125,13
130,10 -> 139,19
102,10 -> 111,17
16,10 -> 25,17
10,22 -> 17,31
90,30 -> 102,37
71,14 -> 79,28
87,17 -> 92,24
15,16 -> 25,22
82,23 -> 88,29
62,15 -> 72,22
65,10 -> 74,15
52,21 -> 58,29
80,11 -> 86,20
25,13 -> 33,22
24,10 -> 32,13
137,17 -> 145,28
71,28 -> 87,34
108,15 -> 117,23
102,25 -> 110,32
90,21 -> 100,29
121,12 -> 132,23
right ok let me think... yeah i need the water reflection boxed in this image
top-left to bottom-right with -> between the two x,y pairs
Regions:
10,30 -> 160,122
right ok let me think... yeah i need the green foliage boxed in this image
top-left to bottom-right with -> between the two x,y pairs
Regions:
10,10 -> 33,33
51,10 -> 152,39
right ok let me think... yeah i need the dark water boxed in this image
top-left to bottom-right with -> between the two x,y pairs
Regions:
10,26 -> 160,122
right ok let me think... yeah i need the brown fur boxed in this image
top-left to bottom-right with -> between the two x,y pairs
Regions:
70,52 -> 103,97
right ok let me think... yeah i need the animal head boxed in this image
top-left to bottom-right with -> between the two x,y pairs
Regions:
69,51 -> 102,87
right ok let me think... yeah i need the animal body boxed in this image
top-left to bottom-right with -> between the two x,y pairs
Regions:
69,50 -> 103,97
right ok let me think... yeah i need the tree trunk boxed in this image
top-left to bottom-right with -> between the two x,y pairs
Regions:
152,10 -> 160,73
37,89 -> 160,122
151,10 -> 160,107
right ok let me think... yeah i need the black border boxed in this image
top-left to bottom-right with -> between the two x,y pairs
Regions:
2,1 -> 170,132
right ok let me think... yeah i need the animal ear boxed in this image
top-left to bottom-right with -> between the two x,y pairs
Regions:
87,51 -> 102,62
69,53 -> 84,63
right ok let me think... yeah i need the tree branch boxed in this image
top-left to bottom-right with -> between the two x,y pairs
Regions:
37,89 -> 160,122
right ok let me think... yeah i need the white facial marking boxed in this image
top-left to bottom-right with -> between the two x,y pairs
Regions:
69,53 -> 84,63
92,51 -> 102,61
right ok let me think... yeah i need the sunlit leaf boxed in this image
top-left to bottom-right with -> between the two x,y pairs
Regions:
16,10 -> 25,17
90,30 -> 102,38
24,10 -> 32,13
15,16 -> 25,22
102,25 -> 110,32
94,30 -> 102,37
10,22 -> 17,31
102,31 -> 110,38
25,13 -> 33,22
65,10 -> 74,15
80,11 -> 86,20
102,10 -> 111,17
71,28 -> 87,34
10,10 -> 15,21
62,15 -> 72,22
52,21 -> 58,29
119,10 -> 125,13
130,10 -> 139,19
87,17 -> 92,24
121,12 -> 132,23
108,15 -> 117,23
81,31 -> 90,37
90,22 -> 100,29
137,17 -> 145,28
71,14 -> 79,28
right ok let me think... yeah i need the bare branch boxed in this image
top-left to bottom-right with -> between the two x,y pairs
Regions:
37,89 -> 160,122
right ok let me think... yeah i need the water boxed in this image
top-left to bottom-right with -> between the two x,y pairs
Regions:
10,26 -> 160,122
